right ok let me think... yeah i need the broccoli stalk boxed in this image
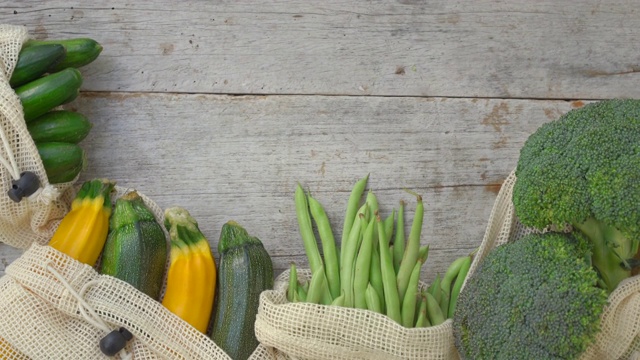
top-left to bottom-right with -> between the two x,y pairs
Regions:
512,99 -> 640,293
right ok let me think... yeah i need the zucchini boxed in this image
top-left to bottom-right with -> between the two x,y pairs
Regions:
9,44 -> 66,88
15,68 -> 83,122
100,191 -> 168,300
27,110 -> 92,144
23,38 -> 103,71
36,142 -> 85,184
210,221 -> 274,360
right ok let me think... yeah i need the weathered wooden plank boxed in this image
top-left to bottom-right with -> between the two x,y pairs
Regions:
0,94 -> 578,280
4,0 -> 639,99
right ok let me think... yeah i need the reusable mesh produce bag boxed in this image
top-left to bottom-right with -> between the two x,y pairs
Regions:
465,168 -> 640,360
254,269 -> 459,360
0,187 -> 240,360
0,24 -> 78,249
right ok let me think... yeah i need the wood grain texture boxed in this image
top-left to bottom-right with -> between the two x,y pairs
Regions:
0,95 -> 580,280
3,0 -> 639,99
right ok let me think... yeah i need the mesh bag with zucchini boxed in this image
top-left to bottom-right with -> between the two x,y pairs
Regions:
254,175 -> 469,360
0,179 -> 267,359
453,100 -> 640,360
0,24 -> 100,249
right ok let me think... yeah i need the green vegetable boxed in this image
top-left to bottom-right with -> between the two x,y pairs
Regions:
353,216 -> 375,309
308,194 -> 341,300
396,195 -> 424,304
24,38 -> 103,72
377,216 -> 401,324
27,110 -> 92,144
513,99 -> 640,292
10,44 -> 66,88
36,141 -> 85,184
452,232 -> 608,360
210,221 -> 274,360
100,191 -> 168,300
15,68 -> 83,122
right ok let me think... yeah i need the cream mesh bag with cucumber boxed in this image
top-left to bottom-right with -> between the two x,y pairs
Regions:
0,186 -> 246,359
465,169 -> 640,360
253,271 -> 459,360
0,24 -> 77,249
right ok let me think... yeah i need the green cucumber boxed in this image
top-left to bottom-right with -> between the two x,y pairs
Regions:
10,44 -> 66,88
27,110 -> 92,144
210,221 -> 274,360
36,142 -> 85,184
100,191 -> 168,300
23,38 -> 103,71
15,68 -> 83,122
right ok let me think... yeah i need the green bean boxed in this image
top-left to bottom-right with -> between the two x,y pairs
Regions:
415,295 -> 429,327
427,274 -> 442,304
297,283 -> 308,302
418,245 -> 429,264
340,203 -> 366,308
341,174 -> 369,252
308,194 -> 341,299
294,184 -> 323,275
425,292 -> 445,326
393,200 -> 406,274
365,283 -> 383,314
438,287 -> 450,316
354,216 -> 376,309
401,260 -> 423,327
447,255 -> 472,318
287,262 -> 298,302
384,210 -> 395,246
397,195 -> 424,304
369,244 -> 385,311
439,255 -> 470,315
377,215 -> 402,324
331,293 -> 345,307
306,266 -> 328,304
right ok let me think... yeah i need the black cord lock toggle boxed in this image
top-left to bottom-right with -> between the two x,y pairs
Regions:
7,171 -> 40,202
99,327 -> 133,357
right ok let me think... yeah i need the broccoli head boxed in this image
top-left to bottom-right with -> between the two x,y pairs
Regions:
513,99 -> 640,292
452,232 -> 608,360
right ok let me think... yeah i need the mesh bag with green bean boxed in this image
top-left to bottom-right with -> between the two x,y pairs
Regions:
255,175 -> 472,360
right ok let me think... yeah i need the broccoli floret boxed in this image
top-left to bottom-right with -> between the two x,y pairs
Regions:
452,232 -> 608,360
513,99 -> 640,292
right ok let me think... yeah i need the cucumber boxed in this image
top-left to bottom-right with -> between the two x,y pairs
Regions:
210,222 -> 274,360
36,142 -> 85,184
100,191 -> 168,301
9,44 -> 66,88
27,110 -> 92,144
23,38 -> 103,71
14,68 -> 83,122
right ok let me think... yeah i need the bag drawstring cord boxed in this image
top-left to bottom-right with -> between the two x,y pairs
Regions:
45,262 -> 133,360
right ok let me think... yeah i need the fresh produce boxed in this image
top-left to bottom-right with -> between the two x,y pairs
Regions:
9,37 -> 102,184
27,110 -> 92,144
512,99 -> 640,292
36,142 -> 85,184
288,176 -> 473,328
452,232 -> 608,360
49,178 -> 116,266
100,191 -> 168,301
23,38 -> 103,72
14,67 -> 83,122
210,221 -> 274,360
161,207 -> 216,333
9,43 -> 66,88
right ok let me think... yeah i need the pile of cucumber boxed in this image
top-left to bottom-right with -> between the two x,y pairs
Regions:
10,38 -> 102,184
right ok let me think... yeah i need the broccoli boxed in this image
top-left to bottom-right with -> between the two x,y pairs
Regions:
513,99 -> 640,292
452,232 -> 608,360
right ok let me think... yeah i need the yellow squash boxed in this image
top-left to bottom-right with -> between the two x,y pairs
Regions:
161,207 -> 216,333
49,178 -> 115,265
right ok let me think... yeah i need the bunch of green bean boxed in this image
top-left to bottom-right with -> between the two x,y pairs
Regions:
288,175 -> 474,328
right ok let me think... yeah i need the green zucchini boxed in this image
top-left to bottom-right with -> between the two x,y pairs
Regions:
27,110 -> 92,144
23,38 -> 103,71
210,221 -> 274,360
15,68 -> 83,122
9,44 -> 66,88
36,141 -> 85,184
100,191 -> 168,300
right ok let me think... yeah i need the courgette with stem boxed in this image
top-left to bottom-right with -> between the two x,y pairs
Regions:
23,38 -> 103,72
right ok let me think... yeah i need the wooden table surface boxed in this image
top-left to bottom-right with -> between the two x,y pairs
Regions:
1,1 -> 638,281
